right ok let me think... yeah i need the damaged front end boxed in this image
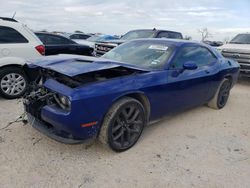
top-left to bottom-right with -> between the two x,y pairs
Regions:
22,57 -> 149,144
23,66 -> 84,143
23,86 -> 55,119
22,80 -> 82,143
23,66 -> 72,116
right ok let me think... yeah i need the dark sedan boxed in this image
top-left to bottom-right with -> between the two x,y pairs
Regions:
35,32 -> 93,56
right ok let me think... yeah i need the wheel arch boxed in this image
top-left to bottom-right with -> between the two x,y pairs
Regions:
224,74 -> 233,87
0,64 -> 23,69
0,57 -> 27,78
0,57 -> 26,68
112,91 -> 151,122
0,64 -> 28,80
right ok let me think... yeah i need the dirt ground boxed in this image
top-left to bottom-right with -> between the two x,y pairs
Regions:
0,79 -> 250,188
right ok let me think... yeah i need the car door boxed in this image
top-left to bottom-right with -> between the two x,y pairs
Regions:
164,45 -> 219,114
43,34 -> 70,55
59,36 -> 80,54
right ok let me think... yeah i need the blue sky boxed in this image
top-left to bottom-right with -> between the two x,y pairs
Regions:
1,0 -> 249,40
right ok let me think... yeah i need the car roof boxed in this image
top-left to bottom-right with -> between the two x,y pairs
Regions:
128,29 -> 182,34
35,32 -> 68,38
0,17 -> 18,22
236,33 -> 250,35
0,19 -> 21,27
131,38 -> 201,47
70,33 -> 90,36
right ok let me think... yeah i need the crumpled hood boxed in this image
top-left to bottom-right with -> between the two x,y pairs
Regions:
27,54 -> 149,77
218,43 -> 250,53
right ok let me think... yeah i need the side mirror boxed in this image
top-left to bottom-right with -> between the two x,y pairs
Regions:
183,61 -> 198,70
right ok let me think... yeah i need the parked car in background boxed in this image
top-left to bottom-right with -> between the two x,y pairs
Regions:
203,40 -> 223,47
23,39 -> 239,152
0,17 -> 44,99
35,32 -> 93,56
69,33 -> 91,40
95,28 -> 183,56
73,35 -> 119,48
218,33 -> 250,77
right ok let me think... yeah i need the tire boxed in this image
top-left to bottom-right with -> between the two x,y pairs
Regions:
0,67 -> 28,99
208,78 -> 232,109
99,97 -> 146,152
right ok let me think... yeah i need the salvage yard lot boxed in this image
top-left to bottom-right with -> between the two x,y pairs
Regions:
0,79 -> 250,188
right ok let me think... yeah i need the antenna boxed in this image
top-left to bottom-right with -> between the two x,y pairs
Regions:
12,12 -> 16,19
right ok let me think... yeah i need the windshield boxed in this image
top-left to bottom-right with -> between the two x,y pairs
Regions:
121,30 -> 155,40
87,35 -> 102,42
230,34 -> 250,44
102,40 -> 174,69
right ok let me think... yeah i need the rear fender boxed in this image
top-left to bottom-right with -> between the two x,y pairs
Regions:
0,57 -> 26,68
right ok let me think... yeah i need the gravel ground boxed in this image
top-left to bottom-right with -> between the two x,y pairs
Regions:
0,79 -> 250,188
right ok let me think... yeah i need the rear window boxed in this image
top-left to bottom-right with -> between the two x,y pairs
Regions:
36,33 -> 75,45
121,30 -> 155,40
157,32 -> 183,39
0,26 -> 28,44
230,34 -> 250,44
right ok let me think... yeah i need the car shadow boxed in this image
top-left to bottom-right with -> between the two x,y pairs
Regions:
22,103 -> 213,156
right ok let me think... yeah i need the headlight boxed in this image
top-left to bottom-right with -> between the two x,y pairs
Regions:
54,94 -> 71,110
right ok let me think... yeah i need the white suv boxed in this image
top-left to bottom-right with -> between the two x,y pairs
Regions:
0,17 -> 44,99
218,33 -> 250,77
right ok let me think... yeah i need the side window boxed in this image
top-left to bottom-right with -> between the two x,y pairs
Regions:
79,35 -> 90,39
171,46 -> 217,69
70,34 -> 89,40
60,37 -> 74,44
70,34 -> 80,39
157,32 -> 170,38
168,33 -> 182,39
46,35 -> 73,45
0,26 -> 28,43
36,34 -> 47,44
69,34 -> 78,39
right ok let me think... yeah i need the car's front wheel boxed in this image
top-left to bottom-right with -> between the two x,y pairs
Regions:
0,67 -> 28,99
208,78 -> 232,109
99,97 -> 146,152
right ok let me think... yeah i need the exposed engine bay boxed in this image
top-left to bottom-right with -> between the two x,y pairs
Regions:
23,65 -> 146,115
26,66 -> 145,88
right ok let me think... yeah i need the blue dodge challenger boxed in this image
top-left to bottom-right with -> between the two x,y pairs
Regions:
23,39 -> 239,151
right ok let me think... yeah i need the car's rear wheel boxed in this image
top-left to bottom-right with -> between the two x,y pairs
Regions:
208,78 -> 231,109
99,97 -> 146,152
0,67 -> 28,99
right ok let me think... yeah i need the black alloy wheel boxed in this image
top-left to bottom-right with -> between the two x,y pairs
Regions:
110,103 -> 144,150
99,97 -> 146,152
217,79 -> 231,108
